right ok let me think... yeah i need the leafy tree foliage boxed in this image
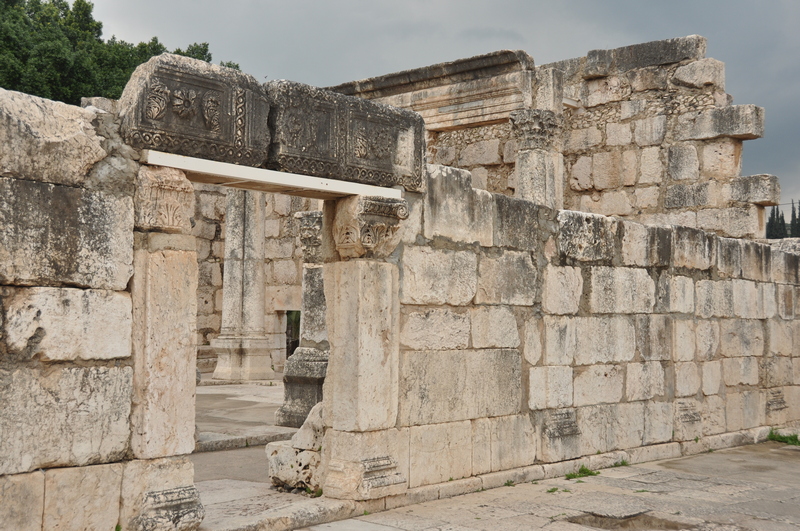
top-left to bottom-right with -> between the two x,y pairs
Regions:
0,0 -> 238,105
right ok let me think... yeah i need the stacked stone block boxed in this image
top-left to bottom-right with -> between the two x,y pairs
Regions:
0,88 -> 203,530
547,36 -> 774,237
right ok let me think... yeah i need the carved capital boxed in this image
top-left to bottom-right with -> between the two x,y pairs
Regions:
295,211 -> 324,263
510,109 -> 563,151
332,196 -> 409,259
134,165 -> 195,234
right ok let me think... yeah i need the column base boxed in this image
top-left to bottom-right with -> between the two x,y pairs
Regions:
210,336 -> 276,380
275,347 -> 328,427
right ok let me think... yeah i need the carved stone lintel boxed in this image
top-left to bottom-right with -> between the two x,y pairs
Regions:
134,165 -> 195,234
332,196 -> 409,259
325,456 -> 406,500
119,54 -> 270,167
510,109 -> 563,151
295,211 -> 324,264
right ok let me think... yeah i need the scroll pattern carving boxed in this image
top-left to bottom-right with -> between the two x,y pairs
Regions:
296,211 -> 324,264
510,109 -> 563,151
332,196 -> 409,259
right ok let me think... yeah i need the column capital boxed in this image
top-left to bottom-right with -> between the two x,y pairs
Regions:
332,195 -> 409,259
510,109 -> 563,151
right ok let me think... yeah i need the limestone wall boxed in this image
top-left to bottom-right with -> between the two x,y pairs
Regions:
0,88 -> 203,530
302,162 -> 800,506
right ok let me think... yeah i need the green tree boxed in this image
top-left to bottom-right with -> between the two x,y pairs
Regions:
0,0 -> 238,104
791,200 -> 799,238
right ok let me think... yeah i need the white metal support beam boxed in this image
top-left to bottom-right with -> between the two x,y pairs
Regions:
141,150 -> 403,200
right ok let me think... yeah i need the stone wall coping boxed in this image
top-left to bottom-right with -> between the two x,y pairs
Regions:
327,49 -> 534,99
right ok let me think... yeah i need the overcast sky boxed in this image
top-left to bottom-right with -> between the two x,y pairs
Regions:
91,0 -> 800,207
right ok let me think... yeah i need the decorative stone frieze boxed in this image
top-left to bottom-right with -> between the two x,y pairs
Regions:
510,109 -> 563,151
119,54 -> 270,167
268,80 -> 426,192
332,195 -> 409,259
134,165 -> 195,234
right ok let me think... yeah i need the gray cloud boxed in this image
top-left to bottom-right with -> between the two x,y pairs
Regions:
91,0 -> 800,202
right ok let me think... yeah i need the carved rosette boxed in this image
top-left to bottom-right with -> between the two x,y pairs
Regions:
510,109 -> 563,151
135,165 -> 195,234
332,196 -> 409,259
295,210 -> 324,263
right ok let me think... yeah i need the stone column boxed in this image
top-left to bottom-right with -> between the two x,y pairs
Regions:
511,108 -> 565,210
275,211 -> 329,428
212,189 -> 275,380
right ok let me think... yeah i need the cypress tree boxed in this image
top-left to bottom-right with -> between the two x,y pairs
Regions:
767,206 -> 777,239
779,210 -> 788,238
792,200 -> 799,237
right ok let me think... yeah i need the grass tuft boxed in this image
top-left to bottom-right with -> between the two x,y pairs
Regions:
565,465 -> 599,480
768,429 -> 800,446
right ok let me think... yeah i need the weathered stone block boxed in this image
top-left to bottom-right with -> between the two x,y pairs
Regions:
0,177 -> 133,290
566,127 -> 602,151
515,149 -> 564,210
523,318 -> 543,365
741,241 -> 772,281
592,150 -> 636,189
589,266 -> 655,314
606,122 -> 632,146
771,250 -> 800,285
398,349 -> 521,426
119,53 -> 270,167
267,440 -> 322,491
716,237 -> 743,279
673,398 -> 703,441
0,470 -> 44,531
656,274 -> 695,314
628,66 -> 669,91
777,284 -> 795,320
557,210 -> 616,262
585,35 -> 707,77
43,463 -> 122,531
667,144 -> 699,181
471,306 -> 520,348
672,318 -> 696,362
325,261 -> 399,432
0,88 -> 106,186
695,281 -> 734,318
488,415 -> 537,472
409,421 -> 472,487
1,286 -> 131,361
763,356 -> 794,388
732,279 -> 775,319
424,165 -> 493,246
572,316 -> 636,365
401,247 -> 477,306
675,105 -> 765,141
702,395 -> 727,436
119,456 -> 204,531
569,156 -> 592,191
578,403 -> 644,454
697,206 -> 763,239
639,146 -> 663,184
0,367 -> 132,475
131,245 -> 198,459
768,319 -> 793,357
722,357 -> 760,386
720,319 -> 764,359
729,174 -> 780,206
643,402 -> 674,445
542,265 -> 583,315
673,226 -> 714,270
700,138 -> 741,180
267,79 -> 425,191
673,58 -> 725,89
696,320 -> 720,360
537,408 -> 581,462
573,365 -> 624,406
529,366 -> 573,409
702,360 -> 722,395
626,361 -> 665,401
475,250 -> 537,305
586,76 -> 631,107
665,182 -> 713,209
400,308 -> 469,350
633,115 -> 666,146
579,190 -> 633,216
323,428 -> 408,500
675,362 -> 701,397
492,194 -> 543,251
458,139 -> 501,166
639,314 -> 672,361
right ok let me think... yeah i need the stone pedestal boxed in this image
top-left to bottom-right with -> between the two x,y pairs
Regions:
275,346 -> 328,427
212,188 -> 275,380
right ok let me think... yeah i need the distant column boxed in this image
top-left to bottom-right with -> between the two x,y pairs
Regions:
211,189 -> 275,380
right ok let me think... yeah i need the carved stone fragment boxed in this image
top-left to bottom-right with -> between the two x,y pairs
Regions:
510,109 -> 563,151
332,195 -> 409,259
296,210 -> 324,264
134,165 -> 195,234
267,80 -> 425,192
119,54 -> 270,166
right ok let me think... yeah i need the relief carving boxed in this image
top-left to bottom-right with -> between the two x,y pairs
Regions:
332,196 -> 409,259
135,165 -> 195,234
145,79 -> 170,120
172,88 -> 197,118
296,210 -> 324,263
202,91 -> 221,132
510,109 -> 563,151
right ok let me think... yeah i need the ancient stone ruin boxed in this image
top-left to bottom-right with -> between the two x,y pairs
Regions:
0,35 -> 798,530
